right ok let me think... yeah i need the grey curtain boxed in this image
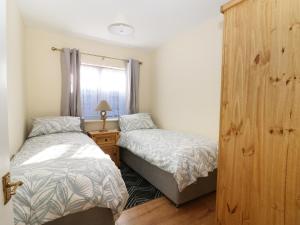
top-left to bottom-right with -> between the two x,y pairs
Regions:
60,48 -> 82,117
126,59 -> 140,114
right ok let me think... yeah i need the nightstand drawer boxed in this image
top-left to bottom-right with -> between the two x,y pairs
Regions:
87,130 -> 120,167
95,135 -> 116,145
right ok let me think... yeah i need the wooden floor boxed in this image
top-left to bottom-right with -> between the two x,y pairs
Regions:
117,193 -> 216,225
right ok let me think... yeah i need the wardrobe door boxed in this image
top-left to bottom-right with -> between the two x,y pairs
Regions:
282,0 -> 300,224
216,0 -> 300,224
217,1 -> 257,223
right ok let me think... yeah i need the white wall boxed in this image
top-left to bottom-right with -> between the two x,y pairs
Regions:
7,0 -> 26,155
24,27 -> 154,131
24,15 -> 223,138
152,16 -> 223,141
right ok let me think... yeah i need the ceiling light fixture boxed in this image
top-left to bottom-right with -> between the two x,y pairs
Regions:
108,23 -> 134,36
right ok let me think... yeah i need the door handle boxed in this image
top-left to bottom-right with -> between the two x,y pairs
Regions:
2,172 -> 23,205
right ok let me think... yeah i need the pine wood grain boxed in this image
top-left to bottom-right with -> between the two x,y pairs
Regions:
217,0 -> 300,224
284,0 -> 300,224
220,0 -> 247,13
117,194 -> 216,225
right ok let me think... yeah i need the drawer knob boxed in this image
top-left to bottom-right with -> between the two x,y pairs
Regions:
105,138 -> 108,142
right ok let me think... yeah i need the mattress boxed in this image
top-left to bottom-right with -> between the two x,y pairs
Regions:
11,132 -> 128,225
118,129 -> 218,191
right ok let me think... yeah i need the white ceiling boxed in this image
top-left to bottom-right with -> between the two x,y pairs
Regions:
16,0 -> 227,49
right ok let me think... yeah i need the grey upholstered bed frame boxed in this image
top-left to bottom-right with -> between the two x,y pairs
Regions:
120,148 -> 217,207
44,207 -> 114,225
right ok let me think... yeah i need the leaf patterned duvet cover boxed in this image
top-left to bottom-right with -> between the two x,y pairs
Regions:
11,132 -> 128,225
118,129 -> 218,192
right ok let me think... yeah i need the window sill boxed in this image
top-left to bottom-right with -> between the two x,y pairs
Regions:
84,118 -> 119,123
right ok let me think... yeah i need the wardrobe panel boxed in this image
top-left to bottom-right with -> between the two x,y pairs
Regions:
262,0 -> 289,223
246,1 -> 273,225
217,0 -> 300,224
217,1 -> 253,224
284,0 -> 300,224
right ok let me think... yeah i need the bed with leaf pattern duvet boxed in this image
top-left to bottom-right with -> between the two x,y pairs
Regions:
118,129 -> 218,206
11,132 -> 128,225
118,129 -> 218,192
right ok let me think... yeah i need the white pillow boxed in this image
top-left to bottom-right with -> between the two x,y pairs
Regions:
28,116 -> 82,138
119,113 -> 156,132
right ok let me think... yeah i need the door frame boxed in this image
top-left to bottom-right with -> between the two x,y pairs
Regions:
0,0 -> 14,224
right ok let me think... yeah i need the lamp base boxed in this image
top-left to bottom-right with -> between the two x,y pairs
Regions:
100,111 -> 107,131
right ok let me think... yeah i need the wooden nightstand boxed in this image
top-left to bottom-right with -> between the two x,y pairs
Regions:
87,130 -> 120,167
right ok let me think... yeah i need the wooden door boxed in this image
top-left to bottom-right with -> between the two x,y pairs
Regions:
217,0 -> 300,225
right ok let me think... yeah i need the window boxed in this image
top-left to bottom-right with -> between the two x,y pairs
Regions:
80,64 -> 127,120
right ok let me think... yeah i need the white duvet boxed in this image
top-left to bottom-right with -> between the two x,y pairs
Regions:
118,129 -> 218,192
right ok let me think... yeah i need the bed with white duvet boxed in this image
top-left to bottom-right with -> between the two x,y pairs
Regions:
11,117 -> 128,225
118,128 -> 218,192
118,113 -> 218,206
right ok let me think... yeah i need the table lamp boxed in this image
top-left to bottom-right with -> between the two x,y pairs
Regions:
96,100 -> 112,131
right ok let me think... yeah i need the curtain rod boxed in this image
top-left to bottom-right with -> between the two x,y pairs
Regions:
51,47 -> 142,65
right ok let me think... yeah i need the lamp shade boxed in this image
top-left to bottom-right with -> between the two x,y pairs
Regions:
96,100 -> 112,112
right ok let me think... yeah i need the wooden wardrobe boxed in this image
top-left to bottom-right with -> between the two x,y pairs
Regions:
217,0 -> 300,225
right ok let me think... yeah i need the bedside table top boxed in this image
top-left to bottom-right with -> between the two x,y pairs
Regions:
88,130 -> 119,136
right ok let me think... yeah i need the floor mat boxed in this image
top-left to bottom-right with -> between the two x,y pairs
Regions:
120,162 -> 163,209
